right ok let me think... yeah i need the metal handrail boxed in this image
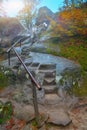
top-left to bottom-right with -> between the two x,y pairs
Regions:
12,47 -> 41,90
7,36 -> 41,90
7,36 -> 29,53
7,37 -> 42,126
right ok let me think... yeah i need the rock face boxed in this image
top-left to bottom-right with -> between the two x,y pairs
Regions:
36,6 -> 56,26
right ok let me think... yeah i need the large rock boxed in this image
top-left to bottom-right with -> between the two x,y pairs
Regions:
36,6 -> 56,26
1,52 -> 81,97
47,109 -> 72,126
14,104 -> 35,122
21,42 -> 47,55
56,67 -> 82,96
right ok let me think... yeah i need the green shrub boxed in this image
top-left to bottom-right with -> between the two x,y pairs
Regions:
59,42 -> 87,71
0,71 -> 8,89
46,48 -> 59,56
72,74 -> 87,97
0,66 -> 8,89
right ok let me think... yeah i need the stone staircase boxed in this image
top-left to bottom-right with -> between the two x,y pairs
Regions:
4,52 -> 60,105
25,63 -> 56,93
39,64 -> 56,94
23,62 -> 60,105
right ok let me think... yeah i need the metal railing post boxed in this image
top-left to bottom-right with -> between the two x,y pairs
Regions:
32,84 -> 40,126
8,52 -> 10,66
20,42 -> 21,47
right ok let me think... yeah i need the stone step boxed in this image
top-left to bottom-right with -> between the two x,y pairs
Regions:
30,62 -> 40,68
39,64 -> 56,70
25,62 -> 32,66
39,69 -> 56,73
27,62 -> 40,71
27,67 -> 38,72
43,85 -> 57,94
43,79 -> 56,86
24,56 -> 33,64
45,94 -> 61,105
44,71 -> 56,78
44,77 -> 55,84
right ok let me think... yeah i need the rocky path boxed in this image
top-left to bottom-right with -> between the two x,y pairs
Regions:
0,42 -> 85,130
0,87 -> 87,130
0,63 -> 86,130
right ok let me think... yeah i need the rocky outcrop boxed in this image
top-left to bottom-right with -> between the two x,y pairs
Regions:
36,6 -> 56,26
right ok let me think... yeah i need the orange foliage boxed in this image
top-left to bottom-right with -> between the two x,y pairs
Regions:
51,8 -> 87,37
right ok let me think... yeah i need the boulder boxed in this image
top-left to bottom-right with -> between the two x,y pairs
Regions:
47,109 -> 72,126
14,104 -> 35,122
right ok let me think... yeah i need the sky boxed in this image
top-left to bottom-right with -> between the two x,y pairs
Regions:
3,0 -> 64,17
39,0 -> 64,13
3,0 -> 24,17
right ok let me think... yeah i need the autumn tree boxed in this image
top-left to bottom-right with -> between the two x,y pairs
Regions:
17,0 -> 41,33
50,2 -> 87,38
63,0 -> 86,9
